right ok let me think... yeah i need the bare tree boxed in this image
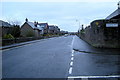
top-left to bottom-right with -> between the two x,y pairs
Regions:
7,20 -> 21,26
7,20 -> 21,38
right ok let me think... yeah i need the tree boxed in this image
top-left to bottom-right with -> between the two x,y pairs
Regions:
8,20 -> 21,26
7,20 -> 21,38
10,25 -> 21,38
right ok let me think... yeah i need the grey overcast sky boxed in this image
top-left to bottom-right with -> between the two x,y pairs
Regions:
0,0 -> 119,32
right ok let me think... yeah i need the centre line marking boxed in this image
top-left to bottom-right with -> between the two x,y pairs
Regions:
72,50 -> 74,53
71,54 -> 74,57
70,62 -> 73,66
69,67 -> 73,74
71,57 -> 74,61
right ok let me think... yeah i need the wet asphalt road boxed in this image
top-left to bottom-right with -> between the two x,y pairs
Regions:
2,35 -> 120,78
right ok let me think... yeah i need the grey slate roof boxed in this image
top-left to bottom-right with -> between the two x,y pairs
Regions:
49,25 -> 55,30
0,20 -> 12,27
27,22 -> 36,29
106,8 -> 120,19
37,25 -> 44,30
38,23 -> 48,29
27,22 -> 45,30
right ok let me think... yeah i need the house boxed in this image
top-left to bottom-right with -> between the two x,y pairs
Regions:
37,23 -> 49,34
48,25 -> 55,34
54,26 -> 60,34
21,18 -> 46,37
60,30 -> 68,35
48,25 -> 60,35
0,20 -> 12,37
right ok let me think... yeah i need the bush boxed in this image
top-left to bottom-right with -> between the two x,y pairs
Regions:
3,34 -> 15,39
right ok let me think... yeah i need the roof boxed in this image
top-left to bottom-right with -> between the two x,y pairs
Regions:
26,22 -> 44,30
27,22 -> 36,29
49,25 -> 55,30
38,23 -> 48,29
0,20 -> 12,27
38,23 -> 48,27
106,8 -> 120,19
37,25 -> 44,30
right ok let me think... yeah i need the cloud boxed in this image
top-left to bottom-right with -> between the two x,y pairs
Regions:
1,2 -> 118,32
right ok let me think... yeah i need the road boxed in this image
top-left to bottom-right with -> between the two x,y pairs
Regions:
2,35 -> 120,79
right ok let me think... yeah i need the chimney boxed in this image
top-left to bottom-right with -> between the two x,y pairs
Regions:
25,18 -> 28,22
34,21 -> 37,27
118,1 -> 120,9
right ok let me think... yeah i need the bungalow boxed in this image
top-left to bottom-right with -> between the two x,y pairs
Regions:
21,18 -> 47,37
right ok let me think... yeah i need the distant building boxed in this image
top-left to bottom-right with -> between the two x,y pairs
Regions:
0,20 -> 12,37
21,18 -> 61,37
38,23 -> 49,34
48,25 -> 60,34
54,26 -> 60,34
60,30 -> 68,35
21,18 -> 46,37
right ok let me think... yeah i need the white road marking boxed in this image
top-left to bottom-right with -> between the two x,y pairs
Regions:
72,50 -> 74,53
68,37 -> 75,76
69,67 -> 73,74
71,54 -> 74,57
70,61 -> 73,66
68,75 -> 120,78
71,36 -> 75,50
71,57 -> 74,61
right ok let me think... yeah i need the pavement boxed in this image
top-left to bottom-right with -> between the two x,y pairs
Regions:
0,37 -> 57,50
2,35 -> 120,80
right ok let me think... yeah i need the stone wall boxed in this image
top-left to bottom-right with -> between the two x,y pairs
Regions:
79,19 -> 120,48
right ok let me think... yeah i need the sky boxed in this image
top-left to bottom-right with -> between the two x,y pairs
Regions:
0,0 -> 119,32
